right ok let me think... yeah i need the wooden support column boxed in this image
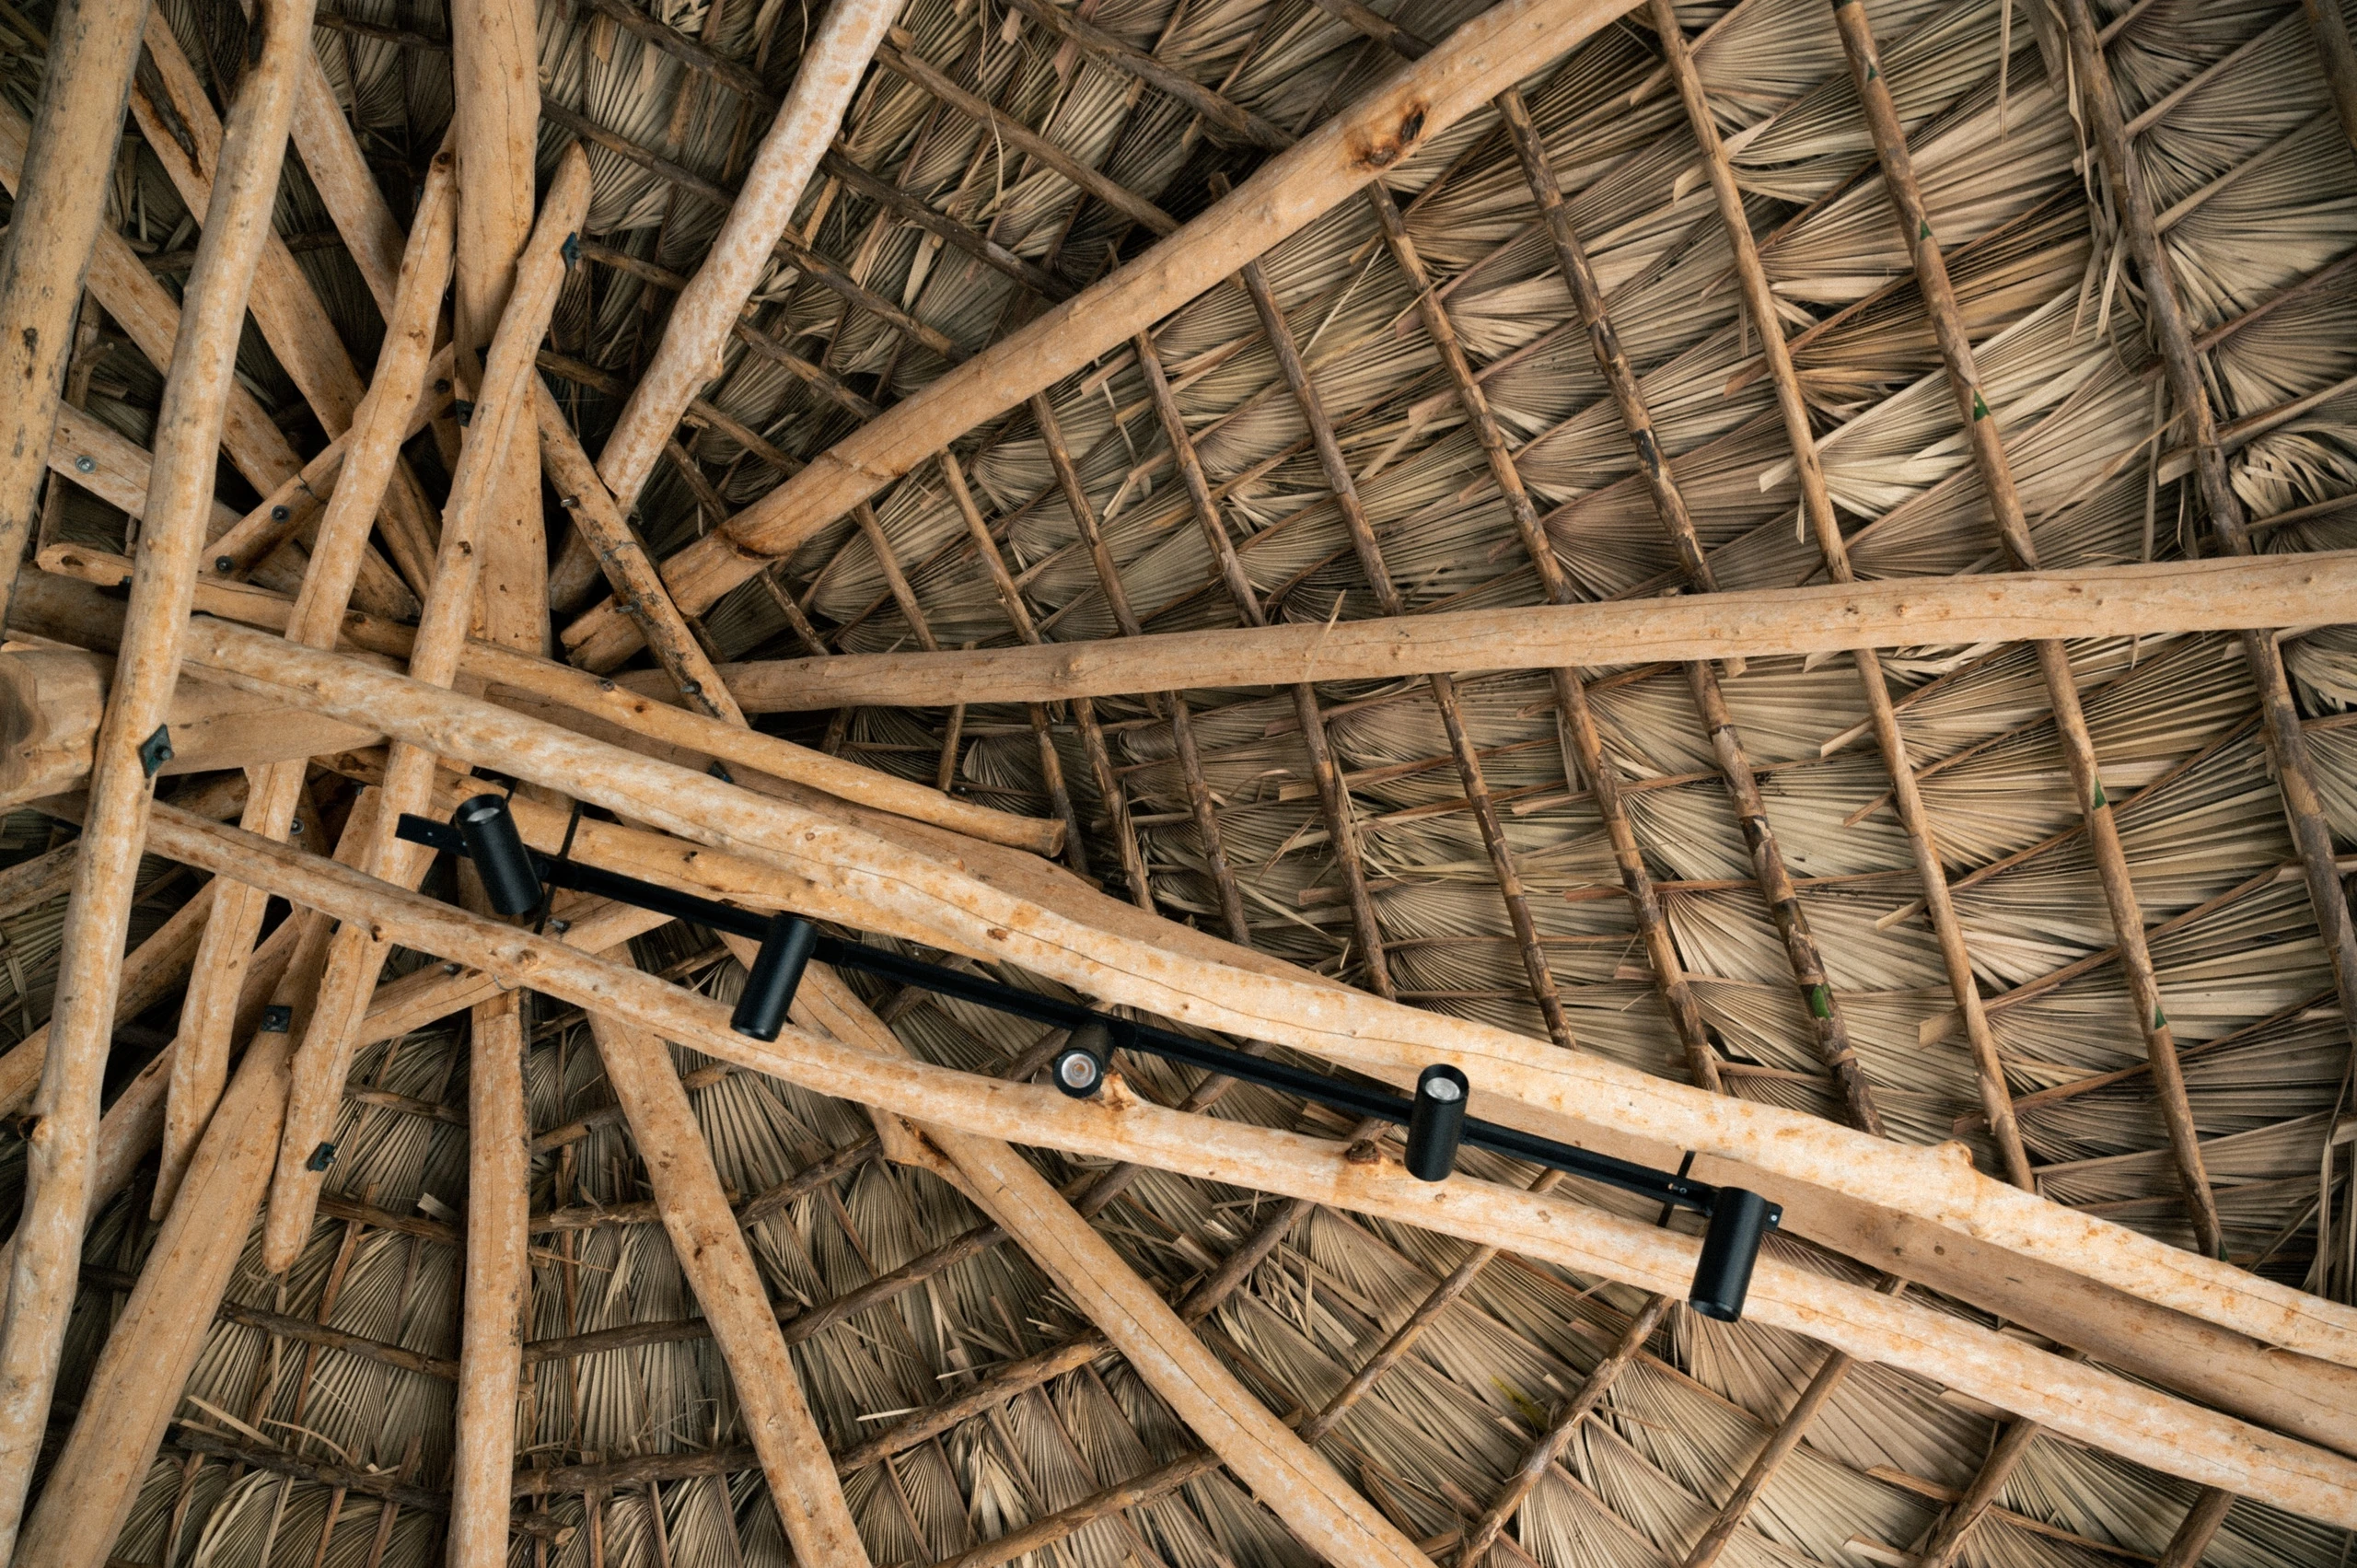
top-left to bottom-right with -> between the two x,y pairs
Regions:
2300,0 -> 2357,151
1132,333 -> 1395,993
135,801 -> 2357,1523
170,614 -> 2357,1372
1911,1416 -> 2044,1568
1233,252 -> 1574,1048
1829,0 -> 2223,1252
2057,0 -> 2357,1140
1473,110 -> 1880,1132
0,0 -> 325,1535
1644,0 -> 2031,1186
2159,1487 -> 2236,1568
155,152 -> 457,1212
558,0 -> 1654,669
448,984 -> 528,1568
452,0 -> 546,651
0,0 -> 150,624
586,1009 -> 874,1563
261,147 -> 591,1271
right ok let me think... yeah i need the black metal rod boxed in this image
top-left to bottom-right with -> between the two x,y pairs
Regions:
397,813 -> 1756,1218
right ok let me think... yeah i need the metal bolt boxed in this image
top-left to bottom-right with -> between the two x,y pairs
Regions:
272,505 -> 290,520
215,556 -> 235,573
73,455 -> 95,473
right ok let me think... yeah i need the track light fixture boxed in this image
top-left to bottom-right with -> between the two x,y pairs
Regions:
400,804 -> 1782,1319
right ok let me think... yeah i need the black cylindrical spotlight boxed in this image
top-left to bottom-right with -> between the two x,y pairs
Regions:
731,914 -> 818,1040
1688,1187 -> 1775,1321
1404,1064 -> 1469,1181
1051,1020 -> 1114,1098
454,794 -> 542,917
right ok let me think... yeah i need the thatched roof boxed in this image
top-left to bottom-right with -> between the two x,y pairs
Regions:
0,0 -> 2353,1562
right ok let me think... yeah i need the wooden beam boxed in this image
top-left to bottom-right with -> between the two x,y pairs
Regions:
691,553 -> 2357,711
0,0 -> 333,1535
595,0 -> 900,506
559,0 -> 1651,668
172,616 -> 2357,1373
0,0 -> 142,621
153,154 -> 456,1213
448,985 -> 528,1568
261,147 -> 591,1274
119,801 -> 2357,1527
452,0 -> 546,653
790,966 -> 1436,1568
15,793 -> 379,1568
10,557 -> 1064,857
584,1010 -> 873,1564
0,110 -> 414,623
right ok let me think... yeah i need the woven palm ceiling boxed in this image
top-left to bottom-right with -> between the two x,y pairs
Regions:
0,0 -> 2354,1562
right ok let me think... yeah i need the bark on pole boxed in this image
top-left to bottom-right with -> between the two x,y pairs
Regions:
560,0 -> 1651,668
595,0 -> 903,508
173,616 -> 2357,1375
585,1012 -> 873,1566
0,0 -> 152,625
115,801 -> 2357,1527
447,986 -> 528,1568
261,145 -> 590,1273
788,966 -> 1437,1568
13,791 -> 380,1568
154,153 -> 457,1213
452,0 -> 546,651
0,0 -> 323,1538
695,553 -> 2357,711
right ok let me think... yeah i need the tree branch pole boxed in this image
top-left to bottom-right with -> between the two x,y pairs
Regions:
694,553 -> 2357,710
0,0 -> 152,625
261,145 -> 591,1272
559,0 -> 1652,669
0,0 -> 328,1538
595,0 -> 901,506
154,152 -> 457,1213
173,614 -> 2357,1370
121,800 -> 2357,1527
15,792 -> 381,1568
588,1007 -> 875,1565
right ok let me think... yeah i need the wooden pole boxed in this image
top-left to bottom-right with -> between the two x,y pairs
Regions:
0,0 -> 152,626
1829,0 -> 2224,1255
558,0 -> 1650,669
690,553 -> 2357,710
261,145 -> 589,1272
116,801 -> 2357,1527
584,1010 -> 873,1565
0,0 -> 326,1536
447,983 -> 528,1568
595,0 -> 900,506
174,615 -> 2357,1370
15,793 -> 380,1568
790,967 -> 1438,1568
451,0 -> 545,651
154,150 -> 456,1212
